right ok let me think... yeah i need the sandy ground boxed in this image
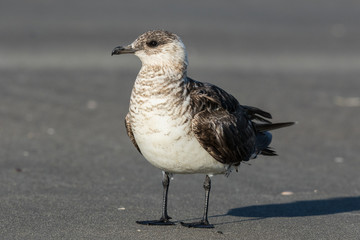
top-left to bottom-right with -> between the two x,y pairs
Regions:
1,1 -> 360,239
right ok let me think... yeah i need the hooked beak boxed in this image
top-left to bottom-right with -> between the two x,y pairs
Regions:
111,45 -> 136,56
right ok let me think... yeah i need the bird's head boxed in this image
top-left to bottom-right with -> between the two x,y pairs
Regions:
112,30 -> 188,72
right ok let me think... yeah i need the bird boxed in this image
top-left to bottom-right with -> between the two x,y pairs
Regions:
111,30 -> 294,228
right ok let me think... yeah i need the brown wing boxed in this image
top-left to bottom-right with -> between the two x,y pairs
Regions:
188,79 -> 257,164
192,109 -> 256,164
125,113 -> 141,154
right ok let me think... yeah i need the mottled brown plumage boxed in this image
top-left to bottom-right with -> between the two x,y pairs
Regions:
124,72 -> 293,167
186,79 -> 256,165
112,30 -> 294,228
125,113 -> 141,154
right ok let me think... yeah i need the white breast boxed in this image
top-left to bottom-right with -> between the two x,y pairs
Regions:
129,84 -> 227,174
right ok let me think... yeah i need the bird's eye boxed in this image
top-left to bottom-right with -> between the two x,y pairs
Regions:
147,40 -> 158,48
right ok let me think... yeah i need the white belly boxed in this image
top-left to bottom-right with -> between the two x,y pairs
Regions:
132,113 -> 227,174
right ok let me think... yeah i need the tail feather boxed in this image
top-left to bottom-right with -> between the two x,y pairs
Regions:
254,121 -> 296,157
244,104 -> 296,158
260,148 -> 278,156
243,105 -> 272,123
255,122 -> 295,132
243,105 -> 272,119
255,132 -> 272,151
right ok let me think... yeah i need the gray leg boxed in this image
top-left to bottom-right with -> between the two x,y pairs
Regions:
202,175 -> 212,225
181,175 -> 214,228
136,172 -> 175,225
160,171 -> 171,221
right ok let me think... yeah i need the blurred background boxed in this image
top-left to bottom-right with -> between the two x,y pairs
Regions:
1,0 -> 359,239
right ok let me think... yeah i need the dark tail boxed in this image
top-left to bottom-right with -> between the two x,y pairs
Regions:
255,122 -> 295,132
254,121 -> 296,157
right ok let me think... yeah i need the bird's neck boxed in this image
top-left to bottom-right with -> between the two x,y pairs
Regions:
136,63 -> 186,89
138,61 -> 187,79
131,63 -> 188,102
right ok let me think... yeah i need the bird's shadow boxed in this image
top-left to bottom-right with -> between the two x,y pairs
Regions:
178,196 -> 360,226
219,196 -> 360,220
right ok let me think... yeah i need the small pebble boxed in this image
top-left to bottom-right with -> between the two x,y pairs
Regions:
334,96 -> 360,107
87,100 -> 98,110
334,157 -> 344,163
47,128 -> 55,135
27,132 -> 34,139
281,191 -> 294,196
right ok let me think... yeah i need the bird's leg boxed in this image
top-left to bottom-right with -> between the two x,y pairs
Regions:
202,175 -> 212,225
181,175 -> 214,228
136,171 -> 175,226
160,171 -> 172,221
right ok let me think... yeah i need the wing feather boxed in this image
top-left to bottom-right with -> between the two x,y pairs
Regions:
187,78 -> 294,163
125,113 -> 142,154
188,79 -> 256,164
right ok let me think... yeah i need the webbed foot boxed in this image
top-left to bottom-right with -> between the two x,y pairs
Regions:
180,220 -> 214,228
136,217 -> 175,226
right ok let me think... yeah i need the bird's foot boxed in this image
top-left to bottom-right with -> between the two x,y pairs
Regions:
180,220 -> 214,228
136,217 -> 175,226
